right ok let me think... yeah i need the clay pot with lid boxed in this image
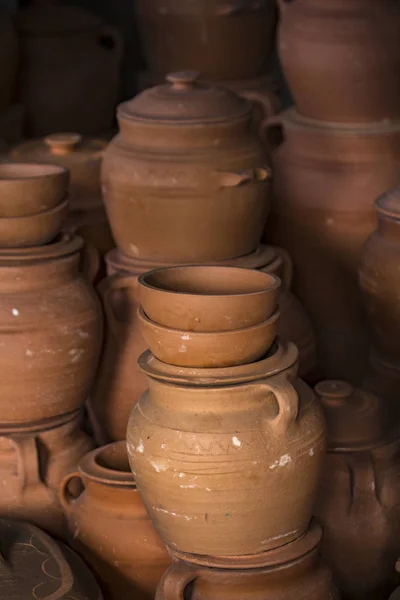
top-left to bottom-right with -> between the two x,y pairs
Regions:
16,5 -> 123,136
127,341 -> 326,557
102,71 -> 271,263
136,0 -> 277,81
314,380 -> 400,600
264,109 -> 400,383
59,442 -> 170,600
0,234 -> 102,427
278,0 -> 400,123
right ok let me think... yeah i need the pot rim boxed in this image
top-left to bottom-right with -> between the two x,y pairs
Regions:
79,441 -> 137,488
375,188 -> 400,221
0,232 -> 83,262
0,161 -> 69,181
0,196 -> 69,222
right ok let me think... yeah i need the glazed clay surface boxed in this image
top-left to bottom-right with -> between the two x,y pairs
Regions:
127,342 -> 326,557
278,0 -> 400,122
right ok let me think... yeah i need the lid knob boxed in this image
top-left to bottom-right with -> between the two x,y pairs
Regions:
45,133 -> 82,155
166,71 -> 200,90
315,380 -> 354,405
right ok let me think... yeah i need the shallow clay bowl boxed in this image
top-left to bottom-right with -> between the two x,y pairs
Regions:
0,198 -> 69,247
0,162 -> 69,217
138,307 -> 280,368
138,266 -> 281,332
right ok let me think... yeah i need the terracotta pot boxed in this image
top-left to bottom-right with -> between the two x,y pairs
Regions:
0,12 -> 18,114
90,246 -> 315,442
0,518 -> 103,599
136,0 -> 277,81
59,442 -> 170,600
127,342 -> 326,557
16,5 -> 123,137
314,380 -> 400,600
0,411 -> 94,538
278,0 -> 400,123
265,110 -> 400,383
0,234 -> 102,426
102,71 -> 271,263
156,522 -> 339,600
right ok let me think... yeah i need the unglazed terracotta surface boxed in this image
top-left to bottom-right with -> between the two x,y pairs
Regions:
60,442 -> 170,600
127,342 -> 326,557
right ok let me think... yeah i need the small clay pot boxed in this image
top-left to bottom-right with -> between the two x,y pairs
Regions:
138,266 -> 280,331
138,306 -> 279,368
59,442 -> 170,600
0,162 -> 69,217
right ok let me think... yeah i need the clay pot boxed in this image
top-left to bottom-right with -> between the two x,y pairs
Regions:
59,442 -> 170,600
138,266 -> 280,331
102,71 -> 270,263
16,5 -> 123,137
136,0 -> 277,81
0,518 -> 103,599
0,234 -> 102,427
127,342 -> 326,557
0,411 -> 94,538
90,245 -> 315,442
0,13 -> 18,114
156,522 -> 339,600
314,380 -> 400,600
265,109 -> 400,383
278,0 -> 400,123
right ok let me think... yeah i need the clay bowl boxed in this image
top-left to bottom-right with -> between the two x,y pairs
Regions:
138,307 -> 280,368
138,266 -> 281,332
0,198 -> 69,247
0,162 -> 69,217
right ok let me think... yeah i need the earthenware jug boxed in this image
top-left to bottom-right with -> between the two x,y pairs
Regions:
0,518 -> 103,600
278,0 -> 400,123
265,109 -> 400,383
136,0 -> 277,81
0,12 -> 18,114
60,442 -> 170,600
314,380 -> 400,600
127,342 -> 326,557
102,71 -> 270,263
0,411 -> 94,538
0,234 -> 102,426
16,5 -> 122,136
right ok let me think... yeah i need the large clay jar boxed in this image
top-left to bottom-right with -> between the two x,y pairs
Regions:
127,342 -> 326,557
265,109 -> 400,383
89,245 -> 316,442
0,12 -> 18,114
136,0 -> 277,81
16,5 -> 122,137
156,522 -> 339,600
59,442 -> 170,600
0,234 -> 102,427
314,380 -> 400,600
102,71 -> 270,263
0,518 -> 103,600
0,411 -> 94,538
278,0 -> 400,123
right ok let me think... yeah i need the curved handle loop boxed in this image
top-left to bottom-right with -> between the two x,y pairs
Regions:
98,25 -> 124,60
59,471 -> 84,515
97,274 -> 139,338
274,246 -> 293,290
9,436 -> 46,491
80,240 -> 101,284
260,113 -> 284,153
240,89 -> 279,138
258,374 -> 299,435
161,562 -> 199,600
347,453 -> 380,505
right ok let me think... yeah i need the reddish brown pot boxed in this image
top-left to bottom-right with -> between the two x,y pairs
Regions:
136,0 -> 277,81
265,110 -> 400,383
102,71 -> 270,263
278,0 -> 400,123
0,234 -> 102,426
156,522 -> 338,600
60,442 -> 170,600
16,5 -> 122,137
0,12 -> 18,114
90,245 -> 316,442
0,411 -> 94,538
314,380 -> 400,600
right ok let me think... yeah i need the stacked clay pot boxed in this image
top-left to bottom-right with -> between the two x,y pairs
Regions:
314,380 -> 400,600
268,0 -> 400,383
127,265 -> 333,600
0,163 -> 102,538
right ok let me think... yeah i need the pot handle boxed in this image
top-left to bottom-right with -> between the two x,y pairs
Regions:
347,453 -> 380,505
59,471 -> 84,515
256,374 -> 299,435
80,241 -> 101,284
216,166 -> 271,188
97,274 -> 138,338
216,0 -> 266,16
161,562 -> 199,600
98,25 -> 124,61
10,436 -> 46,490
274,246 -> 293,290
240,89 -> 279,134
260,114 -> 284,153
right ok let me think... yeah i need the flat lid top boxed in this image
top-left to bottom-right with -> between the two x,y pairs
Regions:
118,71 -> 251,125
12,133 -> 106,162
17,6 -> 102,33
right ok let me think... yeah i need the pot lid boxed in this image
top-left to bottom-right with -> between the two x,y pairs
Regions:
314,380 -> 391,450
118,71 -> 251,125
375,186 -> 400,221
12,133 -> 106,164
16,5 -> 102,34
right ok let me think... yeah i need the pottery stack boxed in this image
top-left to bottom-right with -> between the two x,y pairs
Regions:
0,163 -> 102,538
127,265 -> 336,600
91,70 -> 316,442
266,0 -> 400,384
